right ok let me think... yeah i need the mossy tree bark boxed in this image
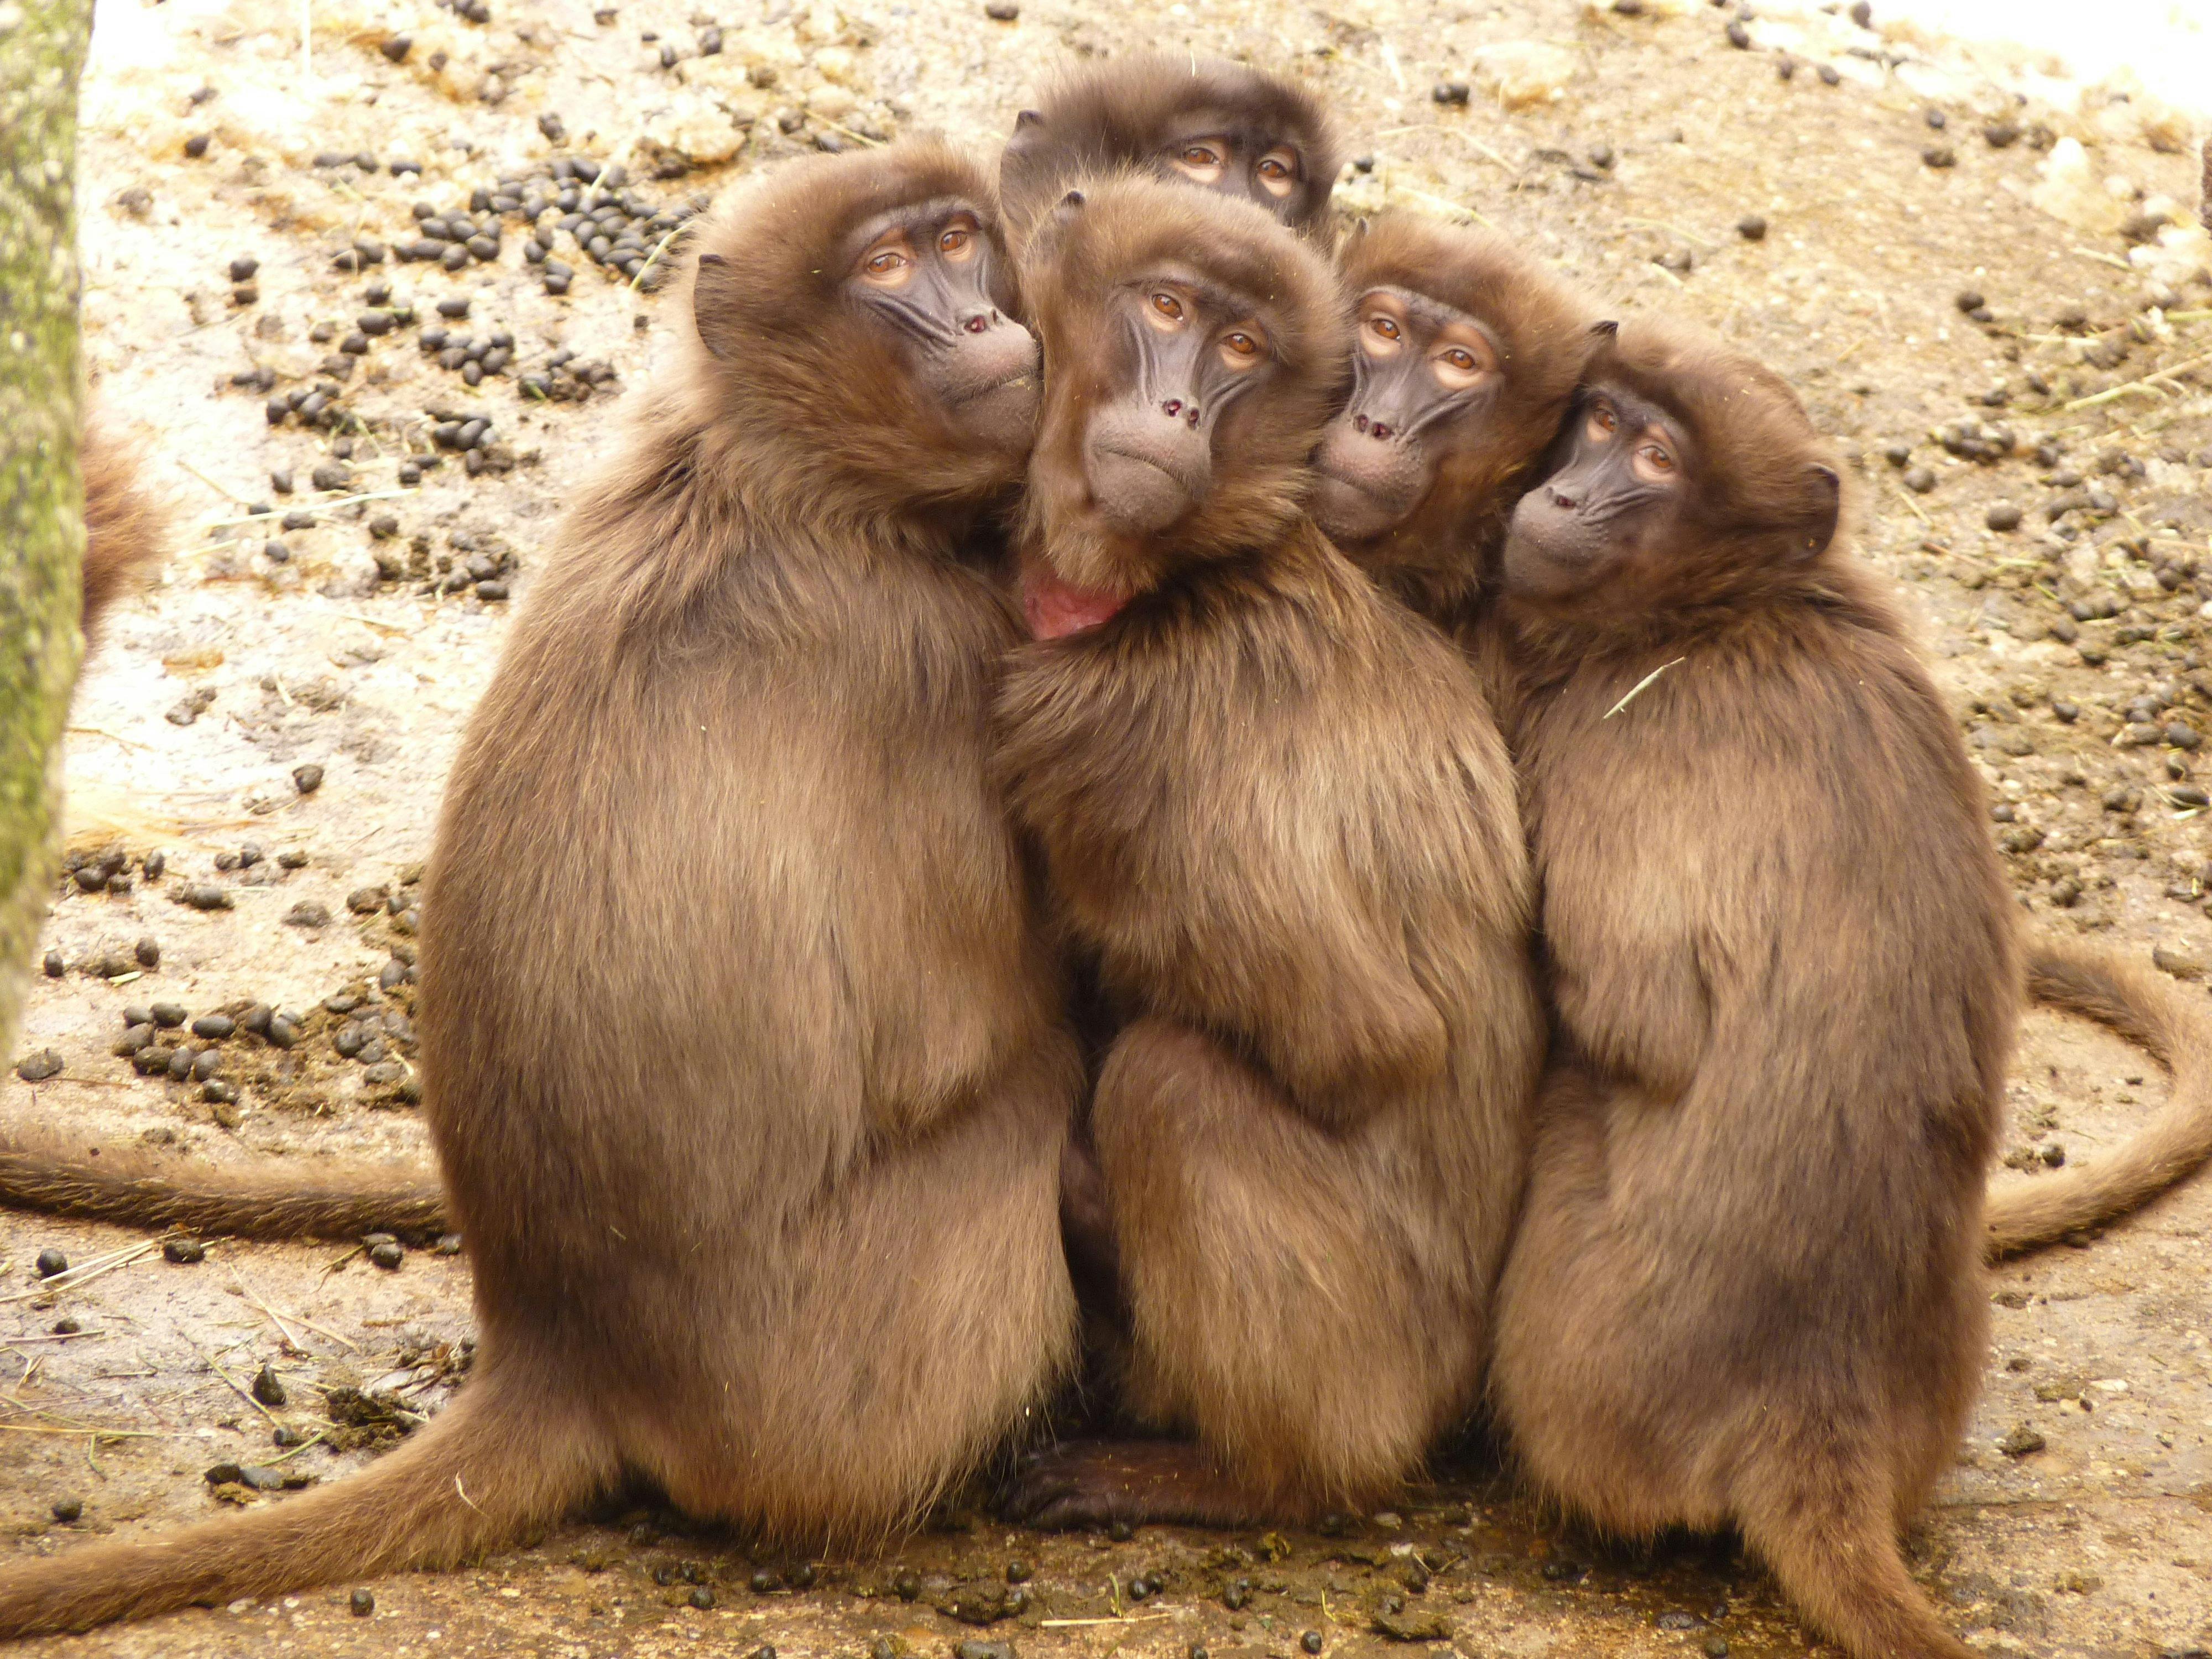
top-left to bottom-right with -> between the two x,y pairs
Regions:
0,0 -> 94,1070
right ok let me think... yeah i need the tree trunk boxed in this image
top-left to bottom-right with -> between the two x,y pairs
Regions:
0,0 -> 94,1071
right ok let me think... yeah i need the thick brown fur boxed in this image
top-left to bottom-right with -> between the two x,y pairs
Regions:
994,179 -> 1542,1524
998,53 -> 1340,249
1487,319 -> 2015,1659
76,414 -> 166,645
0,140 -> 1080,1636
1324,214 -> 1597,620
1989,939 -> 2212,1255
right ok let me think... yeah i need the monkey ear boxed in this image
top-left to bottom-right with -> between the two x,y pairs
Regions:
1798,463 -> 1841,559
1015,108 -> 1044,128
693,254 -> 743,361
1589,319 -> 1620,339
1058,189 -> 1086,211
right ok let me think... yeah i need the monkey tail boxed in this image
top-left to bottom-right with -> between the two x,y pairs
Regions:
78,416 -> 168,644
0,1133 -> 447,1242
1985,938 -> 2212,1259
0,1366 -> 611,1637
1743,1471 -> 1974,1659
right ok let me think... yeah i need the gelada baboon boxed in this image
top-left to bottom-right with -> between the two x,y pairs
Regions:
1310,214 -> 1594,622
77,418 -> 166,644
1300,233 -> 2212,1261
1485,317 -> 2013,1659
998,52 -> 1340,248
993,178 -> 1542,1527
0,139 -> 1081,1636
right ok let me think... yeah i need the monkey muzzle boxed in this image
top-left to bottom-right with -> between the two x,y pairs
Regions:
1082,312 -> 1251,536
1310,350 -> 1477,544
1501,478 -> 1613,602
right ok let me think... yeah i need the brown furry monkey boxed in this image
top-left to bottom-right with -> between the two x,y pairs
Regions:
998,53 -> 1340,248
1302,222 -> 2212,1261
993,178 -> 1542,1527
77,416 -> 165,643
1486,317 -> 2012,1659
1311,214 -> 1595,623
0,139 -> 1080,1636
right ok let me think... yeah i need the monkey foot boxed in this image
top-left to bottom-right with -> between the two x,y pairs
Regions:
999,1438 -> 1275,1530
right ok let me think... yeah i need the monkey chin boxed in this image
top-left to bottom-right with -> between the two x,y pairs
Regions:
1085,447 -> 1203,539
949,372 -> 1044,458
1499,507 -> 1610,606
1310,471 -> 1413,545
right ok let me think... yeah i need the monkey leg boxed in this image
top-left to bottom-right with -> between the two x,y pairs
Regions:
1012,1016 -> 1484,1527
1494,1067 -> 1977,1659
635,1038 -> 1082,1543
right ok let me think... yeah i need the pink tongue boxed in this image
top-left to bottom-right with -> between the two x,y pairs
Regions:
1022,562 -> 1126,640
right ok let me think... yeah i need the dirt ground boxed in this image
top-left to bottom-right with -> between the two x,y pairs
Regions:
5,0 -> 2212,1653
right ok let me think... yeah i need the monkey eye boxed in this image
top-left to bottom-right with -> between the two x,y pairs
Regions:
1632,442 -> 1678,483
1585,403 -> 1619,442
858,234 -> 917,287
1218,328 -> 1266,369
1147,290 -> 1188,327
937,217 -> 979,261
1256,145 -> 1299,197
1168,139 -> 1228,184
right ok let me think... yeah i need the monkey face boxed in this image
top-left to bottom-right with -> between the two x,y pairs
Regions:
1081,270 -> 1278,536
839,196 -> 1041,455
1502,383 -> 1691,603
1312,286 -> 1501,543
1501,365 -> 1841,611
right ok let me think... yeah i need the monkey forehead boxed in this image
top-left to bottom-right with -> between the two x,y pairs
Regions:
1592,319 -> 1820,457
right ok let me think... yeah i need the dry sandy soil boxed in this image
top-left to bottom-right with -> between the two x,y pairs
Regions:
5,0 -> 2212,1653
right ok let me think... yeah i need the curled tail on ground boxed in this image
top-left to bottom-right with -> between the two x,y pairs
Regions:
0,1133 -> 446,1241
0,1368 -> 610,1637
1987,937 -> 2212,1258
79,415 -> 167,644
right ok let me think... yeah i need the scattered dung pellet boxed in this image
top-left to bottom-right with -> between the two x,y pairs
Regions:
310,462 -> 351,492
114,1024 -> 153,1057
266,1014 -> 302,1050
2168,723 -> 2201,750
163,1238 -> 207,1265
191,1051 -> 222,1082
1902,466 -> 1936,494
1724,19 -> 1750,47
476,580 -> 510,601
263,539 -> 291,564
228,255 -> 259,281
1775,54 -> 1794,78
1431,80 -> 1470,105
1997,1424 -> 2046,1457
689,1587 -> 716,1610
1985,504 -> 2022,531
15,1051 -> 62,1083
1817,63 -> 1840,85
1613,0 -> 1643,11
34,1248 -> 69,1277
1736,214 -> 1767,240
1922,145 -> 1955,169
150,1003 -> 186,1028
1984,118 -> 2021,148
50,1497 -> 83,1524
349,1588 -> 375,1617
42,951 -> 64,978
184,133 -> 211,158
1849,0 -> 1871,23
1301,1633 -> 1324,1655
191,1013 -> 236,1040
284,901 -> 332,930
436,296 -> 471,319
251,1365 -> 288,1407
367,1238 -> 405,1270
347,885 -> 390,914
983,0 -> 1019,15
293,763 -> 325,795
1922,107 -> 1946,129
1954,289 -> 1985,314
369,514 -> 399,539
144,850 -> 166,880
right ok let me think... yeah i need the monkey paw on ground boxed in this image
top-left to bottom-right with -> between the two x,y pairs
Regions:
998,1438 -> 1264,1531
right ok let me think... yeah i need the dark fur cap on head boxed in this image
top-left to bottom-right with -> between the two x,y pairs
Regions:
999,52 -> 1341,248
1017,174 -> 1349,596
1334,213 -> 1596,612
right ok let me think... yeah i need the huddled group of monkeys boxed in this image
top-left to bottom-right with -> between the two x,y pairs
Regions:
9,51 -> 2212,1659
